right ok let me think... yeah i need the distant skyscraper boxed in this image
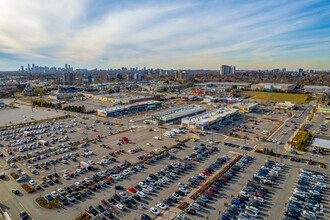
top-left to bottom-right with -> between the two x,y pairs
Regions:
134,73 -> 142,80
174,70 -> 188,81
84,75 -> 94,85
21,66 -> 24,72
63,72 -> 74,85
220,65 -> 235,76
282,68 -> 286,72
65,64 -> 68,70
28,64 -> 31,73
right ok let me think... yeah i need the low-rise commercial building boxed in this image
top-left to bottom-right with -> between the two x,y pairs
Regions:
181,108 -> 239,130
195,82 -> 252,89
303,85 -> 329,94
228,102 -> 258,113
251,83 -> 296,92
97,100 -> 162,117
274,101 -> 296,110
203,96 -> 218,103
152,105 -> 206,124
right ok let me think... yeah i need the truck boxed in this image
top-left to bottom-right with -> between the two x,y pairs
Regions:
80,161 -> 91,170
39,140 -> 48,146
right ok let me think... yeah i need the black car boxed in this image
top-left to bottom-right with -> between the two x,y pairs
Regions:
60,196 -> 69,205
115,185 -> 124,190
20,211 -> 30,220
168,196 -> 178,203
163,199 -> 173,206
87,206 -> 98,216
185,208 -> 197,215
122,199 -> 132,208
113,194 -> 121,201
108,197 -> 117,205
96,204 -> 105,213
132,194 -> 141,201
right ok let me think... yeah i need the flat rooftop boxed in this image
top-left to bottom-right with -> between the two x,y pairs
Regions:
311,136 -> 330,150
183,108 -> 238,125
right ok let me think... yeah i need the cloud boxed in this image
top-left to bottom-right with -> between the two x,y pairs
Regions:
0,0 -> 329,70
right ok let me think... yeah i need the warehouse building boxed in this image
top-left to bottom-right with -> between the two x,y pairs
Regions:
251,83 -> 296,92
228,102 -> 258,113
181,108 -> 239,130
97,100 -> 162,117
152,105 -> 206,124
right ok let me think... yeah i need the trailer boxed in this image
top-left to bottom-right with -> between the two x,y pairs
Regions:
80,161 -> 91,170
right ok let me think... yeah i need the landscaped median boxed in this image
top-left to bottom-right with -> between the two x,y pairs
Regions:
189,153 -> 243,200
291,130 -> 312,152
35,197 -> 62,209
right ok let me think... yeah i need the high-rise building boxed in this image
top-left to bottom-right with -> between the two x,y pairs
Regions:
84,75 -> 94,85
127,74 -> 134,81
282,68 -> 286,72
21,66 -> 24,72
174,70 -> 188,81
28,64 -> 31,73
220,65 -> 235,76
134,73 -> 142,80
63,72 -> 74,85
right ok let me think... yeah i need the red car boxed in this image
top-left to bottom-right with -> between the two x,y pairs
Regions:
205,190 -> 214,196
191,153 -> 197,157
114,151 -> 121,155
68,173 -> 74,177
188,130 -> 194,133
74,152 -> 79,156
254,192 -> 264,198
308,160 -> 315,165
209,187 -> 218,192
128,187 -> 136,193
106,146 -> 111,149
96,135 -> 100,138
195,131 -> 200,134
107,177 -> 114,182
202,171 -> 210,176
192,158 -> 199,162
149,151 -> 155,155
131,149 -> 136,153
219,177 -> 228,182
57,157 -> 62,161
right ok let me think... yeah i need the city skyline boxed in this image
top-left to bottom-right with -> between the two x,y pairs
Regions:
0,0 -> 329,71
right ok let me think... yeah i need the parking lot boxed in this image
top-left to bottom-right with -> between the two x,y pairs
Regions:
0,103 -> 329,220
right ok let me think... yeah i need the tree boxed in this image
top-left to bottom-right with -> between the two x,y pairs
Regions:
269,148 -> 274,155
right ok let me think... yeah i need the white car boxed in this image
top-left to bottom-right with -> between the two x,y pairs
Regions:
149,207 -> 161,216
137,191 -> 146,198
190,203 -> 201,210
63,169 -> 68,174
156,202 -> 168,210
139,182 -> 148,188
58,188 -> 66,195
147,186 -> 154,192
154,136 -> 160,140
51,191 -> 60,198
29,180 -> 36,186
75,182 -> 82,187
178,182 -> 187,188
143,188 -> 151,194
177,214 -> 188,220
63,174 -> 70,180
179,187 -> 189,194
119,192 -> 128,199
172,193 -> 181,200
273,166 -> 282,171
116,204 -> 125,211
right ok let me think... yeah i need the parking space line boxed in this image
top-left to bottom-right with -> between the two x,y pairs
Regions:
19,202 -> 34,220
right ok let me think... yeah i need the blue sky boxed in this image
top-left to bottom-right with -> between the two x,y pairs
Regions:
0,0 -> 329,70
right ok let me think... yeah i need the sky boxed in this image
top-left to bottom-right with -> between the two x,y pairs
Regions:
0,0 -> 329,71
